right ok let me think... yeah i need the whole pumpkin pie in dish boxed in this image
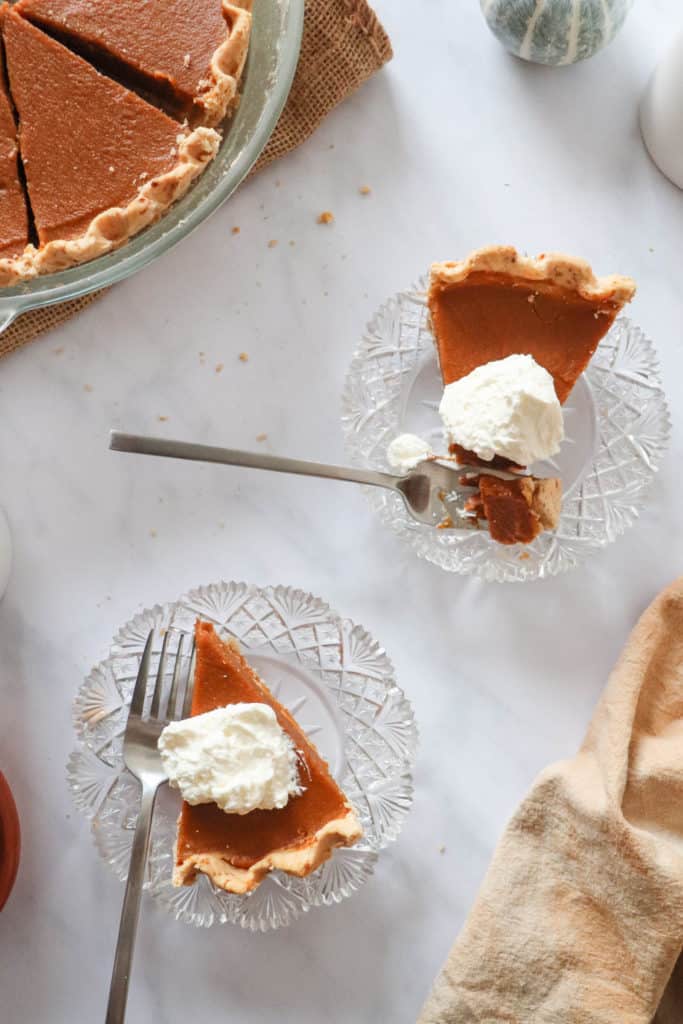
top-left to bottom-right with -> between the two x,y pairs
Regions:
428,246 -> 636,405
13,0 -> 252,127
173,621 -> 362,895
2,9 -> 220,276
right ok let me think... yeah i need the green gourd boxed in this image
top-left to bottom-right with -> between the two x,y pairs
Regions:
480,0 -> 634,66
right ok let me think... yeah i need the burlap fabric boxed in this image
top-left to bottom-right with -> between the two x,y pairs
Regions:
420,577 -> 683,1024
0,0 -> 391,360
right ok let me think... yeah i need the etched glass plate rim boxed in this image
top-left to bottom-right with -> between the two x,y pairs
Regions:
340,281 -> 671,583
67,580 -> 418,930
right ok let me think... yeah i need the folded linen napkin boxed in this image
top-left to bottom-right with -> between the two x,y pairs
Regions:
420,577 -> 683,1024
0,0 -> 392,361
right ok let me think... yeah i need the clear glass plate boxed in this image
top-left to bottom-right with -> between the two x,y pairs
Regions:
67,581 -> 418,931
341,281 -> 671,582
0,0 -> 304,329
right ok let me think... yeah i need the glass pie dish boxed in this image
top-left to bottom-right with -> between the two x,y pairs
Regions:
67,581 -> 417,931
341,280 -> 671,583
0,0 -> 304,333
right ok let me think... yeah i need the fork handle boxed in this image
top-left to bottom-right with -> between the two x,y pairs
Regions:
105,783 -> 158,1024
109,432 -> 403,492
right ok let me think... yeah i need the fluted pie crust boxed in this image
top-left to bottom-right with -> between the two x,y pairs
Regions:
173,622 -> 363,896
199,1 -> 253,127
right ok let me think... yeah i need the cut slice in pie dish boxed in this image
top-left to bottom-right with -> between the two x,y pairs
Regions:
428,246 -> 636,405
0,37 -> 30,284
174,622 -> 362,895
2,9 -> 220,276
13,0 -> 252,127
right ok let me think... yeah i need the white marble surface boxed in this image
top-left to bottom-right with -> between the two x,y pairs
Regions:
1,2 -> 682,1021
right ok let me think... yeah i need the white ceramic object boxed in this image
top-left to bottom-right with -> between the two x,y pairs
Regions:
0,509 -> 12,599
641,30 -> 683,189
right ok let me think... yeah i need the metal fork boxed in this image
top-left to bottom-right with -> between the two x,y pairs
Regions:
105,629 -> 195,1024
109,431 -> 524,528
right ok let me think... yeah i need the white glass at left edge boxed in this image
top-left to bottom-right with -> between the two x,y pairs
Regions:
0,509 -> 12,599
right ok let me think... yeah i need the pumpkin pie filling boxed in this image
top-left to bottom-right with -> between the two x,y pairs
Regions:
174,622 -> 362,891
14,0 -> 252,126
0,49 -> 29,263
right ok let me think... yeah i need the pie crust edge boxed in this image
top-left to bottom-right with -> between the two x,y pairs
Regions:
172,804 -> 363,895
429,245 -> 637,306
198,0 -> 253,128
0,125 -> 220,284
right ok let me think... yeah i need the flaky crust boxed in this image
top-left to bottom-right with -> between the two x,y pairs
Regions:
173,804 -> 363,895
430,245 -> 636,307
523,476 -> 562,531
2,126 -> 219,281
196,0 -> 252,127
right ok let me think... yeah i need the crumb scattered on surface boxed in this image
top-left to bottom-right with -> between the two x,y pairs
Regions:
183,52 -> 191,67
108,165 -> 114,173
289,240 -> 296,247
317,211 -> 334,225
519,551 -> 530,561
359,185 -> 371,195
149,528 -> 157,538
215,362 -> 224,374
256,433 -> 268,442
239,351 -> 249,362
437,516 -> 454,530
158,415 -> 168,422
53,346 -> 64,356
649,246 -> 655,253
328,143 -> 335,150
83,383 -> 93,392
438,845 -> 446,854
267,239 -> 278,248
231,226 -> 240,235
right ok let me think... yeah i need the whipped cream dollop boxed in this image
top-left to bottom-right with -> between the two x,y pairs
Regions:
158,703 -> 303,815
387,433 -> 433,473
439,354 -> 564,466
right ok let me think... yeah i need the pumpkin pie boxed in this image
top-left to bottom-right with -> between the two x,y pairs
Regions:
2,10 -> 220,276
14,0 -> 252,127
464,473 -> 562,545
173,622 -> 363,895
429,246 -> 636,405
0,43 -> 29,285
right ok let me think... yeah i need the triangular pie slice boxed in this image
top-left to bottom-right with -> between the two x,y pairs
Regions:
174,622 -> 363,895
2,10 -> 220,276
428,246 -> 636,405
14,0 -> 252,127
0,18 -> 30,283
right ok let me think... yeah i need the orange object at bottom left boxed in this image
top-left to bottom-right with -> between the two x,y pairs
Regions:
0,771 -> 19,911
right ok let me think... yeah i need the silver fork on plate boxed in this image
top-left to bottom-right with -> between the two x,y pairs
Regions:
105,629 -> 195,1024
109,431 -> 522,528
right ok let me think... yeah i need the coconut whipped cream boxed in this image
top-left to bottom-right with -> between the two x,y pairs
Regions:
387,433 -> 433,473
439,354 -> 564,466
158,703 -> 302,815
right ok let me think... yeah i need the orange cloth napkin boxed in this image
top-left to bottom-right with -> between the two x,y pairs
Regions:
420,577 -> 683,1024
0,0 -> 391,360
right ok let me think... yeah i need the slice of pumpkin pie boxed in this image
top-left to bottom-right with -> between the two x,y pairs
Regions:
0,34 -> 29,282
428,246 -> 636,405
173,622 -> 362,895
13,0 -> 252,126
2,10 -> 220,275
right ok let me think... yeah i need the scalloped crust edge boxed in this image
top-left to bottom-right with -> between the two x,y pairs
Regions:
173,803 -> 363,895
430,245 -> 636,307
196,0 -> 253,128
0,125 -> 220,284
